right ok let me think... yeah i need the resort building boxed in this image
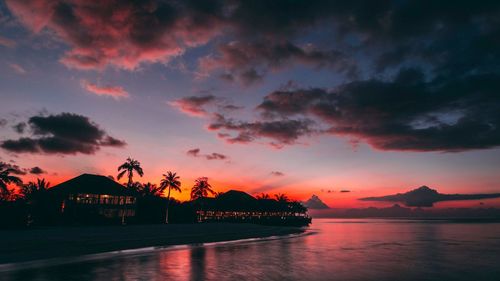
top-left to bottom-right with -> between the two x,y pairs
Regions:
194,190 -> 311,226
47,174 -> 138,224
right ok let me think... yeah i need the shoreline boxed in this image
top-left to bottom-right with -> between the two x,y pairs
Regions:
0,223 -> 305,267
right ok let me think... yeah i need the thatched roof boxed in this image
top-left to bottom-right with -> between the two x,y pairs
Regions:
48,174 -> 137,196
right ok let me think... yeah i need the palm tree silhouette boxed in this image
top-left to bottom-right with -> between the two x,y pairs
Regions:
160,171 -> 181,224
117,158 -> 144,187
117,158 -> 143,225
274,193 -> 289,203
0,162 -> 23,195
21,178 -> 50,226
256,193 -> 270,199
21,178 -> 50,199
140,182 -> 162,197
190,177 -> 215,200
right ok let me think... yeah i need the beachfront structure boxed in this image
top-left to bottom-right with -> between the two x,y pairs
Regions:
194,190 -> 311,226
47,174 -> 138,224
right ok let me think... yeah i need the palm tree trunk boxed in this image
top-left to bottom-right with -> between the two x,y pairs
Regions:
165,187 -> 171,224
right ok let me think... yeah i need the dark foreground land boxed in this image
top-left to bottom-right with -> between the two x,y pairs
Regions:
0,223 -> 304,265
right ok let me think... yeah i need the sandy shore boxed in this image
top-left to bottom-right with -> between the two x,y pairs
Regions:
0,223 -> 304,264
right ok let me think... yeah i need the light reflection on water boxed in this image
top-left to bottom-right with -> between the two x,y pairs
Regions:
2,219 -> 500,281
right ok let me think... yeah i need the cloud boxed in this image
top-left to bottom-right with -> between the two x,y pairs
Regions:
3,163 -> 27,175
360,186 -> 500,207
7,0 -> 500,88
340,190 -> 351,193
0,36 -> 16,48
8,63 -> 27,75
0,119 -> 7,127
81,80 -> 129,99
169,95 -> 217,117
186,148 -> 201,157
29,166 -> 46,174
254,69 -> 500,151
186,148 -> 227,161
12,122 -> 26,134
270,171 -> 284,177
1,112 -> 126,154
199,41 -> 357,85
208,113 -> 315,148
169,95 -> 241,117
6,0 -> 224,70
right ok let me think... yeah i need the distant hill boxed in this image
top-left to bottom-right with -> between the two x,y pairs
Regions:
304,195 -> 330,209
359,185 -> 500,207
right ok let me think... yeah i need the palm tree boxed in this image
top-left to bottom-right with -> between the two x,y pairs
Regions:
140,182 -> 162,197
117,158 -> 144,187
0,162 -> 23,195
21,178 -> 50,199
274,193 -> 289,203
190,177 -> 215,200
256,193 -> 270,199
160,171 -> 181,224
21,178 -> 50,226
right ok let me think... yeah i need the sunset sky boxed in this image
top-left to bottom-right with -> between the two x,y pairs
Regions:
1,0 -> 500,207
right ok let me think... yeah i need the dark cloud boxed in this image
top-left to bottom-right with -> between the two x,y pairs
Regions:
29,166 -> 46,174
7,0 -> 500,86
6,0 -> 225,70
254,68 -> 500,151
340,190 -> 351,193
170,95 -> 242,117
3,163 -> 27,175
208,113 -> 315,148
1,113 -> 126,154
12,122 -> 26,134
169,95 -> 217,117
199,41 -> 357,85
270,171 -> 284,177
360,186 -> 500,207
186,148 -> 227,161
0,119 -> 7,127
187,148 -> 201,157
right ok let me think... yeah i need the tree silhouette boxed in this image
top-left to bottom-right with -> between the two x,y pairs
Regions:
21,178 -> 50,200
117,158 -> 144,187
274,193 -> 289,203
0,162 -> 23,195
256,193 -> 270,199
190,177 -> 215,200
160,171 -> 181,224
140,182 -> 162,197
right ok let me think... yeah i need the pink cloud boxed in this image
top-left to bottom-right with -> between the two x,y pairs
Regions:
0,36 -> 16,48
81,80 -> 129,99
6,0 -> 223,71
8,63 -> 27,75
168,95 -> 217,117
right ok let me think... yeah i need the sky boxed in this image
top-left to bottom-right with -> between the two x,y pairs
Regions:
1,0 -> 500,207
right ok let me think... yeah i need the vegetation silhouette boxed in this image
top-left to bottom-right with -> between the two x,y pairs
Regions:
117,157 -> 144,187
160,171 -> 181,224
0,159 -> 311,228
117,158 -> 144,224
0,162 -> 23,195
191,177 -> 215,200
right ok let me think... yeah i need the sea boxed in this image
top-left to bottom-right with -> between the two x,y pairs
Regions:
2,218 -> 500,281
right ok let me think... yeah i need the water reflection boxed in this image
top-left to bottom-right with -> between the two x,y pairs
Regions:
2,219 -> 500,281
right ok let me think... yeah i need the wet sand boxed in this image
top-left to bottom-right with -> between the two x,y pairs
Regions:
0,223 -> 304,264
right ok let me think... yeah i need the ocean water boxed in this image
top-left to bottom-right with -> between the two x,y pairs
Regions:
2,219 -> 500,281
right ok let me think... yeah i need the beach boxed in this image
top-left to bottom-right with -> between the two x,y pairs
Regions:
0,223 -> 304,265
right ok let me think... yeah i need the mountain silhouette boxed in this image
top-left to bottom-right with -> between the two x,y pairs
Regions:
304,195 -> 330,209
359,186 -> 500,207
